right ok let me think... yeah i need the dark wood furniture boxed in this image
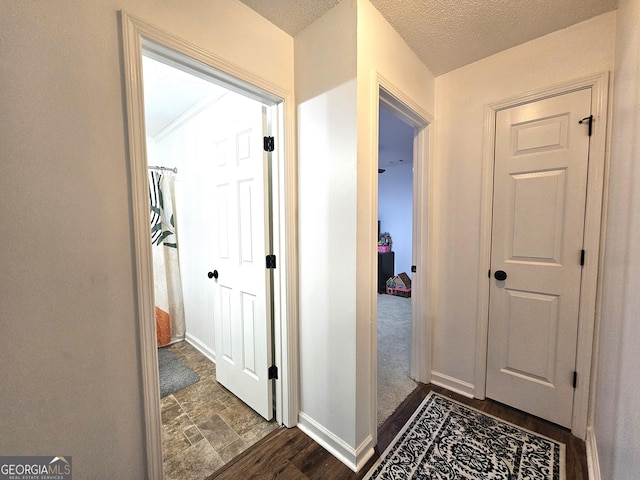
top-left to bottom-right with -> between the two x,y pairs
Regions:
377,251 -> 394,294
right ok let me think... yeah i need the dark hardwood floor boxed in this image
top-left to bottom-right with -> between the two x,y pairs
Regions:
209,383 -> 588,479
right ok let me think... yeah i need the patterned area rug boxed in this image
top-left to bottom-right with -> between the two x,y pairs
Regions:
365,392 -> 565,480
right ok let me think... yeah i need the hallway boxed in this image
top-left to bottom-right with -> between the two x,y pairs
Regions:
209,384 -> 588,479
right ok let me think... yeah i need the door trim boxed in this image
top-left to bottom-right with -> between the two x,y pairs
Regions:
119,12 -> 298,479
372,74 -> 434,440
377,85 -> 432,384
475,73 -> 610,439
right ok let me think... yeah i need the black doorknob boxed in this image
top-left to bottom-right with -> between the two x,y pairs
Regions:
208,270 -> 219,279
494,270 -> 507,281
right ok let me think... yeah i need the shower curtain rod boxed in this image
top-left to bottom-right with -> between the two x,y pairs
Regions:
148,165 -> 178,174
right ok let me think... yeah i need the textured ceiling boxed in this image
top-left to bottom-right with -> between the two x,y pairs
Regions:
239,0 -> 617,75
240,0 -> 342,37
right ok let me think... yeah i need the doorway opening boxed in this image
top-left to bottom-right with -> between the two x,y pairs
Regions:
376,104 -> 416,426
375,86 -> 432,430
142,53 -> 279,478
120,13 -> 296,479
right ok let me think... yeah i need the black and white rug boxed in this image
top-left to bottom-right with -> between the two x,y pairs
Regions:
365,392 -> 565,480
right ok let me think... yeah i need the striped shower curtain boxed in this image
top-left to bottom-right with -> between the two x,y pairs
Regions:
149,170 -> 185,346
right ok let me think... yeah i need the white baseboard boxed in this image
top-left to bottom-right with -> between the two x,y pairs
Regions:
586,426 -> 601,480
297,412 -> 375,472
431,371 -> 475,398
185,333 -> 216,363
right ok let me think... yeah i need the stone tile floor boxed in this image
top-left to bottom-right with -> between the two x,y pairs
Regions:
161,341 -> 279,480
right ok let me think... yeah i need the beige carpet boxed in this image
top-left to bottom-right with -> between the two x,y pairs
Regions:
377,293 -> 416,426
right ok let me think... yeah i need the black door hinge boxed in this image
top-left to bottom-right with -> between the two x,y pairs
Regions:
266,254 -> 276,269
579,115 -> 593,137
411,265 -> 417,273
488,269 -> 491,278
263,136 -> 275,152
268,365 -> 278,380
580,249 -> 585,266
573,371 -> 578,389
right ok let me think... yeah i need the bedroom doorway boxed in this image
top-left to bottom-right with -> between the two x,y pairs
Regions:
375,88 -> 431,428
377,103 -> 416,426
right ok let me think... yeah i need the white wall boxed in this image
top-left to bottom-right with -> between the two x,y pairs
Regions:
356,0 -> 434,450
593,0 -> 640,478
378,163 -> 413,276
295,0 -> 360,463
295,0 -> 433,468
357,0 -> 435,112
0,1 -> 293,477
296,0 -> 434,470
432,12 -> 616,391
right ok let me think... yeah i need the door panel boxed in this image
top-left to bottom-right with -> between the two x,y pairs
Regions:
239,180 -> 255,263
509,169 -> 566,262
216,183 -> 230,258
503,289 -> 559,383
208,93 -> 273,420
241,292 -> 258,376
512,114 -> 568,154
487,88 -> 591,427
220,286 -> 233,360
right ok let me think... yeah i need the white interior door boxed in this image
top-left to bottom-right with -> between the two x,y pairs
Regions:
486,88 -> 591,427
209,92 -> 273,420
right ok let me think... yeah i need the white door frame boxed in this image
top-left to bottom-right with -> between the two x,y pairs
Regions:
371,75 -> 434,437
474,73 -> 610,439
119,12 -> 298,479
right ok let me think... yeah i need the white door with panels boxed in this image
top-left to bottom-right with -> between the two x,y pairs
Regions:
486,88 -> 592,427
208,93 -> 273,420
